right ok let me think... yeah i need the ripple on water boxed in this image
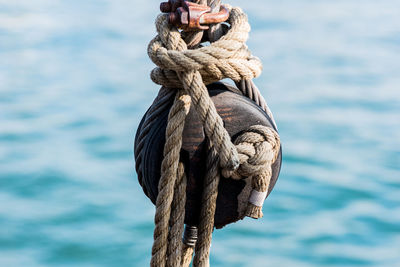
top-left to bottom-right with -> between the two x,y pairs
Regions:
1,0 -> 400,266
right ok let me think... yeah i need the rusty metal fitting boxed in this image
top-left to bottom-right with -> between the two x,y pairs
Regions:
160,0 -> 229,31
200,5 -> 229,26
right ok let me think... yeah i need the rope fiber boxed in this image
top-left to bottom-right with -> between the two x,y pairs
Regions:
137,2 -> 281,266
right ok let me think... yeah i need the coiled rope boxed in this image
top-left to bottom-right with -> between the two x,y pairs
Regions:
139,2 -> 281,266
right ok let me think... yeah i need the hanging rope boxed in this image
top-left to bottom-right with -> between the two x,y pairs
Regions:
151,90 -> 191,267
141,3 -> 281,266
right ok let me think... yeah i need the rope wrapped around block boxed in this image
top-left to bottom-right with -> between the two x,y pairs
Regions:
145,4 -> 281,267
149,6 -> 262,88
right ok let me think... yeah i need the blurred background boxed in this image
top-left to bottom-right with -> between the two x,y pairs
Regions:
1,0 -> 399,266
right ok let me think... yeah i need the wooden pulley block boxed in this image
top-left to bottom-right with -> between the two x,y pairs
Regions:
135,82 -> 282,228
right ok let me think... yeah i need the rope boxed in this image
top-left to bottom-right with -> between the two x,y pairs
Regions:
167,162 -> 187,266
151,90 -> 191,267
191,2 -> 224,265
207,0 -> 224,42
142,3 -> 281,266
193,140 -> 219,266
227,125 -> 280,218
181,0 -> 207,48
148,7 -> 262,88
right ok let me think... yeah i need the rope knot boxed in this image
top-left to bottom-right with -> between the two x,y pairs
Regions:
147,3 -> 279,266
221,125 -> 280,220
222,125 -> 280,180
148,6 -> 263,88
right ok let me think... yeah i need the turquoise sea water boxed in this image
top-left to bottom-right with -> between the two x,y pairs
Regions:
1,0 -> 399,266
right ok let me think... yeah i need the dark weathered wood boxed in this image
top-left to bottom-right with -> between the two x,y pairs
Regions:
135,82 -> 282,228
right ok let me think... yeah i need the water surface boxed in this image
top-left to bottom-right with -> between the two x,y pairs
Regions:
0,0 -> 399,266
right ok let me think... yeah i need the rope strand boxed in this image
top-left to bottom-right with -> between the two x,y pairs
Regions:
142,4 -> 281,266
151,90 -> 191,267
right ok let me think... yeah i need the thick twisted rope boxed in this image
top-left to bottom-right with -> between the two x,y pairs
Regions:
207,0 -> 224,42
193,140 -> 220,266
149,6 -> 262,89
151,90 -> 191,267
192,1 -> 224,266
192,126 -> 280,266
184,0 -> 207,48
228,125 -> 280,218
146,4 -> 280,267
167,162 -> 187,266
149,6 -> 263,170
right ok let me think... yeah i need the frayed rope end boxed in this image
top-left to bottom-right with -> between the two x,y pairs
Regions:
245,203 -> 263,219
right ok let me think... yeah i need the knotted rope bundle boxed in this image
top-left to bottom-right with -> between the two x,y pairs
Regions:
227,125 -> 281,219
149,5 -> 262,93
142,3 -> 281,267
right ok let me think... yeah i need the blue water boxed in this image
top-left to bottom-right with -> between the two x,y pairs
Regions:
1,0 -> 399,266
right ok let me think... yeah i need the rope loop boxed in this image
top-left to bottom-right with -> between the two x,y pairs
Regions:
144,3 -> 280,266
148,6 -> 263,88
223,125 -> 280,180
